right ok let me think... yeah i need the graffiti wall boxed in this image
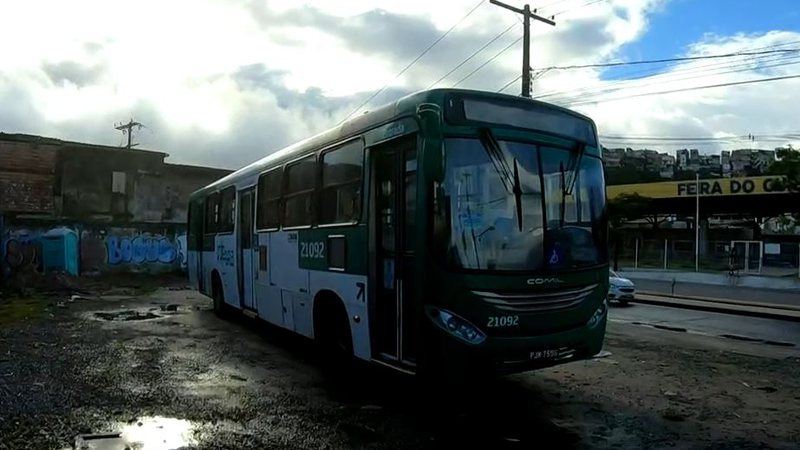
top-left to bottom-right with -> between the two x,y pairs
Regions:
3,231 -> 43,278
1,222 -> 187,278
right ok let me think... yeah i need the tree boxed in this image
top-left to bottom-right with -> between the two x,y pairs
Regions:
766,146 -> 800,229
607,193 -> 652,228
767,145 -> 800,193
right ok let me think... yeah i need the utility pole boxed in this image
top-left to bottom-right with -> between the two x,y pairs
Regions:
490,1 -> 555,98
115,118 -> 143,149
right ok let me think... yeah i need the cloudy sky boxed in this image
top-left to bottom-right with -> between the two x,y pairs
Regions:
1,0 -> 799,169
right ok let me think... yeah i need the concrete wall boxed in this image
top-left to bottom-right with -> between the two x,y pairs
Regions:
0,140 -> 58,213
1,133 -> 230,225
132,164 -> 229,224
1,221 -> 187,279
619,269 -> 800,290
60,146 -> 166,220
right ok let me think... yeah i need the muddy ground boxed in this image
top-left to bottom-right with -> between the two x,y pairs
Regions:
1,276 -> 799,450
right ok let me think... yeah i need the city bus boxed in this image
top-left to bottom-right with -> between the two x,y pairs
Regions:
186,88 -> 608,375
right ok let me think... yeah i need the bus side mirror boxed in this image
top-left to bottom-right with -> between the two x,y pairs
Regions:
417,103 -> 445,183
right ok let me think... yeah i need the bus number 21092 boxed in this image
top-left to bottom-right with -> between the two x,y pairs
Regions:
300,241 -> 325,259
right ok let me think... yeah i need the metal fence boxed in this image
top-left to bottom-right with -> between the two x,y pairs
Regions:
614,238 -> 800,277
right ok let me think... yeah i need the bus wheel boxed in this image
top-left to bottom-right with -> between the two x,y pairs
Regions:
315,299 -> 353,364
211,273 -> 227,317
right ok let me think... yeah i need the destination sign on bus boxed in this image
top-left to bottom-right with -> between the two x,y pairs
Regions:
444,95 -> 597,146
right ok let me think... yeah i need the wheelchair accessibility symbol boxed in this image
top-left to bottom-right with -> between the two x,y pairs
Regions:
549,248 -> 561,265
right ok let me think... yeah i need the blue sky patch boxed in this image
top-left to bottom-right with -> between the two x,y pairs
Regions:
601,0 -> 800,80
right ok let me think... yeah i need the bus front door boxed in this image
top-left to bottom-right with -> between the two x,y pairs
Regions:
371,135 -> 418,367
238,189 -> 257,311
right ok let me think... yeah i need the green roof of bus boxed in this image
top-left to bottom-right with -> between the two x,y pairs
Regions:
189,88 -> 593,200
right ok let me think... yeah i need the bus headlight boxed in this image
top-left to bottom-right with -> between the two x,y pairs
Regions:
587,299 -> 608,327
427,307 -> 486,345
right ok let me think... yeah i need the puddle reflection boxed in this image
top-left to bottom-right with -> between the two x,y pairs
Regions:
79,416 -> 196,450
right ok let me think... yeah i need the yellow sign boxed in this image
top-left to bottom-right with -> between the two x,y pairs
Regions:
607,175 -> 788,200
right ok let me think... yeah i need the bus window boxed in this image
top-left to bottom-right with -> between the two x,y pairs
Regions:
320,140 -> 363,224
257,168 -> 283,230
188,200 -> 203,249
404,146 -> 417,249
219,186 -> 235,234
205,192 -> 220,234
284,155 -> 317,227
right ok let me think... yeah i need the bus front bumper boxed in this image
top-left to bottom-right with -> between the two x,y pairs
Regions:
426,305 -> 607,375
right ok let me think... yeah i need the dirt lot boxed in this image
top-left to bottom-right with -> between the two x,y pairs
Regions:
1,276 -> 799,450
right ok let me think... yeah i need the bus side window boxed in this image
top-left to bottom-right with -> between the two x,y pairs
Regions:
205,192 -> 220,234
257,168 -> 283,230
320,140 -> 363,225
219,186 -> 236,234
284,155 -> 317,227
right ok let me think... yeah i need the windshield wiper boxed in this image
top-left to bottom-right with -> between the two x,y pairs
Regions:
478,128 -> 524,231
560,161 -> 567,228
512,158 -> 523,232
558,141 -> 587,227
564,141 -> 586,196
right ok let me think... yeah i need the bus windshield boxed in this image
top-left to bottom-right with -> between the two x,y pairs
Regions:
437,138 -> 606,271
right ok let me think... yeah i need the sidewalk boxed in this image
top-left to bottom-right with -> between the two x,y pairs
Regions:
618,268 -> 800,292
631,292 -> 800,322
627,277 -> 800,308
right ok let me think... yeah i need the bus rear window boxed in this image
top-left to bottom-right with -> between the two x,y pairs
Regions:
445,96 -> 596,146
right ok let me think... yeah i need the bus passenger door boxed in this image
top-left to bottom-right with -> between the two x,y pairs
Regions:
238,189 -> 257,311
371,135 -> 419,366
188,200 -> 205,291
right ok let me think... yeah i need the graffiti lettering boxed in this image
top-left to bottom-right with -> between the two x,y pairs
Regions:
175,234 -> 187,269
216,245 -> 234,267
106,235 -> 178,265
4,238 -> 42,272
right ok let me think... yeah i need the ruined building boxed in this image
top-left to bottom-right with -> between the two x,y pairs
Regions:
0,133 -> 231,279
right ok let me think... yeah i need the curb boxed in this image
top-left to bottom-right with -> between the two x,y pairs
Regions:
631,294 -> 800,323
637,290 -> 800,312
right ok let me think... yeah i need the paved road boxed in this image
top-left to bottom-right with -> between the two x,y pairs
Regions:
629,277 -> 800,307
609,302 -> 800,350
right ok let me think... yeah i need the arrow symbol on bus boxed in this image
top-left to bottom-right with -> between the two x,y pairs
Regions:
356,282 -> 365,302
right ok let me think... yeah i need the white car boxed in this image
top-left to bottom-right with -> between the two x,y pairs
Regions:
608,270 -> 635,305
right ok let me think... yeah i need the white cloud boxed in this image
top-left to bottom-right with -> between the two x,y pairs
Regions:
0,0 -> 797,170
567,30 -> 800,153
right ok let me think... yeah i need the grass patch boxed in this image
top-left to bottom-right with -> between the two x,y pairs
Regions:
0,294 -> 51,326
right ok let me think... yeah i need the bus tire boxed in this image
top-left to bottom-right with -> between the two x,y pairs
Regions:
211,271 -> 227,317
314,294 -> 353,364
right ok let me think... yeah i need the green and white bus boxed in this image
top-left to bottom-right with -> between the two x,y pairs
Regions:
187,88 -> 608,375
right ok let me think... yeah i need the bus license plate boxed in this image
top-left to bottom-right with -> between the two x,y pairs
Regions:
530,349 -> 559,360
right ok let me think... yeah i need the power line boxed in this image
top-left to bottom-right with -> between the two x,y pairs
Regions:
542,53 -> 800,104
551,0 -> 607,17
427,22 -> 518,90
562,73 -> 800,107
548,55 -> 800,104
536,0 -> 572,11
537,43 -> 800,103
601,134 -> 800,141
601,138 -> 800,146
453,35 -> 523,87
601,130 -> 800,139
339,0 -> 486,123
594,39 -> 800,80
498,74 -> 522,93
533,48 -> 800,72
533,40 -> 800,101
